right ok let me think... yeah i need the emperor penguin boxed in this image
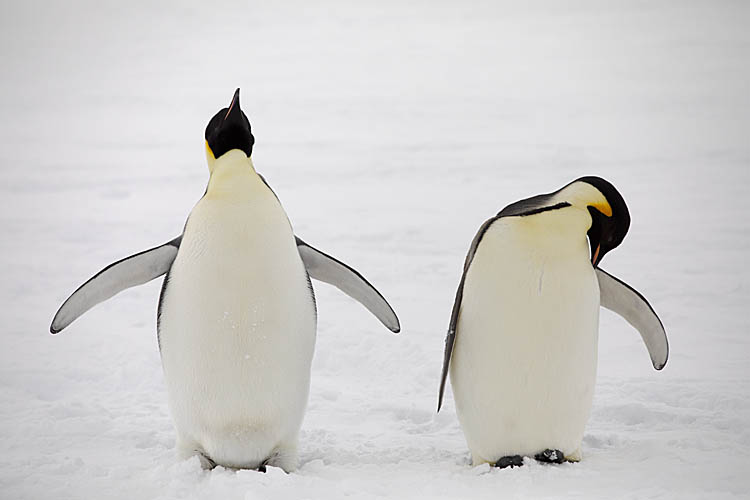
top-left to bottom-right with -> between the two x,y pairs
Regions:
437,176 -> 668,468
50,89 -> 400,472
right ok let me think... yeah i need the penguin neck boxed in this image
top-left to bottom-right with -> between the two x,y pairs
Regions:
513,206 -> 592,257
206,150 -> 259,199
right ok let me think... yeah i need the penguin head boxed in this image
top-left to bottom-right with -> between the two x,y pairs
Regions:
498,176 -> 631,267
567,176 -> 630,268
204,88 -> 255,166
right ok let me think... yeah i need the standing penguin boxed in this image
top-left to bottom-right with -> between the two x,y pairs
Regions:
437,177 -> 668,467
51,89 -> 400,472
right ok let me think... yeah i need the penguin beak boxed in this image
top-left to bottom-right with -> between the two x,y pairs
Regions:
591,243 -> 602,267
224,88 -> 241,122
587,206 -> 614,268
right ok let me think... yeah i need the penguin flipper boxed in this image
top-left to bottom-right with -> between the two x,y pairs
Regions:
596,268 -> 669,370
295,237 -> 400,334
50,237 -> 182,334
438,216 -> 500,412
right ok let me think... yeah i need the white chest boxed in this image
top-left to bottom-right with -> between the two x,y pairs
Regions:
450,210 -> 601,463
157,158 -> 316,468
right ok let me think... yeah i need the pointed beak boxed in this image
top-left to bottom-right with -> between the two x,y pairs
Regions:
591,244 -> 602,268
224,88 -> 241,121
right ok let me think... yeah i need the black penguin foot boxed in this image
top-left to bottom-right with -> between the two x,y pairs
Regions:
256,456 -> 272,473
494,455 -> 524,469
197,452 -> 217,470
534,449 -> 565,464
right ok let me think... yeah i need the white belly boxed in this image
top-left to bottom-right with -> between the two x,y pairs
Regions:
158,168 -> 316,470
450,214 -> 600,464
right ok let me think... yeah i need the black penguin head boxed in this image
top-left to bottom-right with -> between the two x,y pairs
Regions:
577,176 -> 630,267
496,176 -> 631,268
205,88 -> 255,160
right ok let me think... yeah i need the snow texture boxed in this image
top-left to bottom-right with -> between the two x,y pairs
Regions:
1,0 -> 749,498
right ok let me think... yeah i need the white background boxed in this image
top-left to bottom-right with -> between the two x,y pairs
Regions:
1,1 -> 748,498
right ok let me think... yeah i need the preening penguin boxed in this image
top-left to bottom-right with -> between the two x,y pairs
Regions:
51,89 -> 400,472
437,177 -> 668,467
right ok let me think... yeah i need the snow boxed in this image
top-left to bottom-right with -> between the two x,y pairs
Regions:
1,0 -> 749,498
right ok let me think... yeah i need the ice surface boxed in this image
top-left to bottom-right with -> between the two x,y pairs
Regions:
1,0 -> 749,499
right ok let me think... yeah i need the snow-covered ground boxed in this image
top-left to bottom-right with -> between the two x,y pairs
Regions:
2,0 -> 749,498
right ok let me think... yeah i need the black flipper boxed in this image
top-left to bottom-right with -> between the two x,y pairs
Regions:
296,237 -> 400,333
596,268 -> 669,370
50,237 -> 182,334
438,217 -> 500,412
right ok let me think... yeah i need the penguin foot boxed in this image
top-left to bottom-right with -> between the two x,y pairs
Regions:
197,452 -> 217,470
198,453 -> 269,472
494,455 -> 524,469
534,449 -> 565,464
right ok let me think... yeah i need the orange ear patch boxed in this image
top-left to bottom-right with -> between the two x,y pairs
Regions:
590,201 -> 613,217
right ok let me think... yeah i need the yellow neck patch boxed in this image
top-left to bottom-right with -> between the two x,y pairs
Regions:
205,141 -> 216,172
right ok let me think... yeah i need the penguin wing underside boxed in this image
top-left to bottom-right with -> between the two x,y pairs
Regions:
596,268 -> 669,370
296,237 -> 400,333
50,237 -> 182,334
51,234 -> 400,335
